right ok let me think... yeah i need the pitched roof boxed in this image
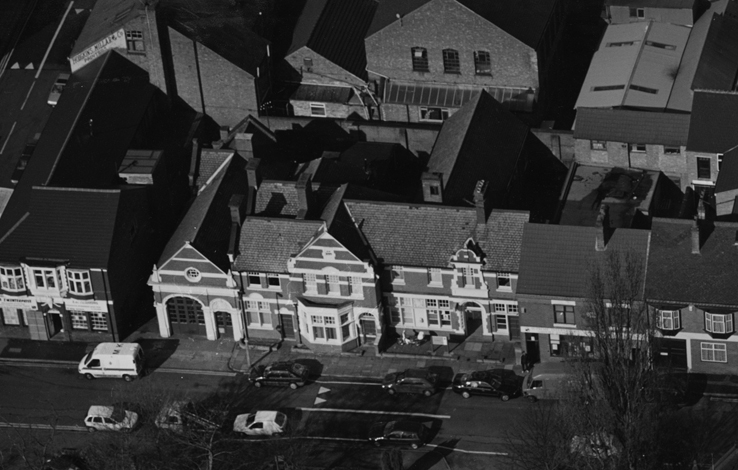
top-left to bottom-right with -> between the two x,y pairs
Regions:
690,13 -> 738,92
573,108 -> 690,146
163,0 -> 269,77
686,90 -> 738,153
233,219 -> 323,273
647,218 -> 738,306
367,0 -> 558,49
70,0 -> 141,57
715,147 -> 738,193
575,21 -> 690,110
516,223 -> 650,298
253,180 -> 342,220
0,51 -> 153,237
288,0 -> 377,80
427,90 -> 529,206
195,149 -> 234,190
605,0 -> 695,7
345,200 -> 529,271
0,187 -> 135,268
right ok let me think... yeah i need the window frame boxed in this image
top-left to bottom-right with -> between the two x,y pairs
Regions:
267,274 -> 280,288
245,300 -> 272,328
697,157 -> 711,180
553,304 -> 575,325
309,103 -> 326,117
0,266 -> 25,292
326,274 -> 340,296
419,107 -> 450,122
442,49 -> 460,74
474,50 -> 491,75
90,311 -> 108,331
304,273 -> 317,294
390,266 -> 405,284
591,140 -> 606,150
125,30 -> 145,53
67,269 -> 93,295
701,342 -> 727,363
663,146 -> 680,155
657,310 -> 681,330
411,47 -> 429,72
31,267 -> 58,290
428,268 -> 442,286
629,143 -> 647,153
247,272 -> 262,288
705,312 -> 734,334
496,272 -> 512,291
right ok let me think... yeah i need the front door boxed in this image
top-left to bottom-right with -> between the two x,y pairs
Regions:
47,311 -> 63,338
508,316 -> 521,341
280,314 -> 295,339
525,333 -> 540,365
360,315 -> 376,344
654,338 -> 688,371
166,297 -> 207,336
215,311 -> 233,338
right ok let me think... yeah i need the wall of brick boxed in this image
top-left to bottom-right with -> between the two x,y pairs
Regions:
685,150 -> 719,187
366,0 -> 538,89
123,11 -> 167,94
285,46 -> 367,88
607,6 -> 693,25
716,188 -> 738,216
291,100 -> 363,119
531,129 -> 575,164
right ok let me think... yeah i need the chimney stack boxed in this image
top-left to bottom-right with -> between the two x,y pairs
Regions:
219,126 -> 230,142
296,172 -> 312,220
691,218 -> 700,254
246,158 -> 261,191
234,133 -> 254,159
595,204 -> 609,251
473,180 -> 489,226
228,194 -> 244,225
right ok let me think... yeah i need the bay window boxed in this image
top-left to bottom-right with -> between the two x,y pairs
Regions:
32,267 -> 57,289
705,312 -> 734,334
0,266 -> 25,292
67,270 -> 92,295
657,310 -> 681,330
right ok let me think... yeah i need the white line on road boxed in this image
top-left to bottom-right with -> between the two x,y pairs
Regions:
0,0 -> 39,80
20,81 -> 35,110
297,407 -> 450,419
35,0 -> 74,79
0,422 -> 87,432
427,443 -> 508,456
0,121 -> 17,155
315,380 -> 381,386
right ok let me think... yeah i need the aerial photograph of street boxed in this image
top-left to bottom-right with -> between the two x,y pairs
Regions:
1,0 -> 738,468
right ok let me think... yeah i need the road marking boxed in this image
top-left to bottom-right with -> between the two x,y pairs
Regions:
318,386 -> 330,394
297,407 -> 451,419
0,0 -> 39,80
0,422 -> 87,432
314,397 -> 326,405
20,81 -> 35,110
0,121 -> 17,155
427,443 -> 508,456
315,380 -> 381,386
35,0 -> 74,79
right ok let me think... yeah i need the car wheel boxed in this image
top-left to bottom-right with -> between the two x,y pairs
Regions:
123,375 -> 133,382
373,440 -> 381,447
461,391 -> 471,399
501,394 -> 510,402
387,388 -> 396,395
88,427 -> 96,433
423,390 -> 432,397
289,382 -> 298,390
254,381 -> 263,388
411,443 -> 419,449
526,395 -> 538,403
85,373 -> 94,380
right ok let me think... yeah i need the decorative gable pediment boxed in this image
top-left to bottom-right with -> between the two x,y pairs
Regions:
289,231 -> 373,275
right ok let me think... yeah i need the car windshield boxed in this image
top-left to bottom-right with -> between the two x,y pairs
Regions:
275,413 -> 286,427
110,406 -> 126,422
245,414 -> 256,426
290,363 -> 307,375
383,422 -> 396,434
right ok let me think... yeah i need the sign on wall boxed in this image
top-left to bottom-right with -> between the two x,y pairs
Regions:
70,29 -> 126,72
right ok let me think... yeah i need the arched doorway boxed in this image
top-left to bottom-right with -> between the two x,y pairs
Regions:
166,297 -> 206,336
461,302 -> 483,338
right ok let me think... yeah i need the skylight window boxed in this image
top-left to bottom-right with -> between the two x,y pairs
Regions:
645,41 -> 676,51
606,41 -> 635,47
629,84 -> 658,94
591,85 -> 625,92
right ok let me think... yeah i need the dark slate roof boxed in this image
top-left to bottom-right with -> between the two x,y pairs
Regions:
253,180 -> 342,220
291,84 -> 353,103
233,219 -> 323,272
715,147 -> 738,193
345,200 -> 529,271
516,223 -> 650,298
195,150 -> 234,189
646,218 -> 738,306
0,187 -> 135,268
687,90 -> 738,153
368,0 -> 557,49
691,13 -> 738,92
0,51 -> 152,236
163,0 -> 269,77
605,0 -> 695,6
574,108 -> 690,146
288,0 -> 377,80
70,0 -> 141,56
427,90 -> 529,206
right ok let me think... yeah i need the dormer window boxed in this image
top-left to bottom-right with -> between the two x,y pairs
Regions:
0,267 -> 25,292
462,267 -> 476,287
496,272 -> 511,291
705,312 -> 734,335
247,272 -> 262,287
67,270 -> 93,295
32,267 -> 57,289
391,266 -> 404,284
657,310 -> 681,331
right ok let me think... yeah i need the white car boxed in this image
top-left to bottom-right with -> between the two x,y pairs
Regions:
84,405 -> 138,432
47,73 -> 70,106
233,411 -> 287,436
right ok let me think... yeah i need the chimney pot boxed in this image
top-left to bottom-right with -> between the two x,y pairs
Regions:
691,218 -> 700,254
219,125 -> 230,142
595,204 -> 609,251
473,180 -> 488,226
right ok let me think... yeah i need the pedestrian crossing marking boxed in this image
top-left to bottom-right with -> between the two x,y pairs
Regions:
75,9 -> 84,13
11,63 -> 19,69
25,63 -> 34,70
314,397 -> 326,405
318,386 -> 330,394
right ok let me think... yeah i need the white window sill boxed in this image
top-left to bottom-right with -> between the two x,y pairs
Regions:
496,287 -> 513,292
427,282 -> 443,288
247,324 -> 273,330
553,323 -> 577,328
391,280 -> 406,286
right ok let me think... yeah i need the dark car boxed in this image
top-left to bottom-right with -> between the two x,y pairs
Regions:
452,370 -> 520,401
367,420 -> 429,449
43,449 -> 86,470
382,368 -> 438,396
249,361 -> 310,389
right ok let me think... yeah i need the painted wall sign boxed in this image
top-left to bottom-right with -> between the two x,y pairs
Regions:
70,29 -> 126,72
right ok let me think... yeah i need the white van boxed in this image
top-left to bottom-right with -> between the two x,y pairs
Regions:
522,361 -> 574,402
78,342 -> 144,382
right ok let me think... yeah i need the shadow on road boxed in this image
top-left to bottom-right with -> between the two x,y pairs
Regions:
408,438 -> 460,470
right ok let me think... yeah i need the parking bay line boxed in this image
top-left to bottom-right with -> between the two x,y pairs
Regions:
297,407 -> 450,419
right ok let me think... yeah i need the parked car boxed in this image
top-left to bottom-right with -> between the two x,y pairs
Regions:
452,370 -> 520,400
48,73 -> 70,106
382,368 -> 439,396
155,400 -> 220,433
249,361 -> 309,389
367,420 -> 429,449
233,411 -> 287,436
83,405 -> 138,432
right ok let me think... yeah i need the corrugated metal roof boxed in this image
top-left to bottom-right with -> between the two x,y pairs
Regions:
290,84 -> 353,103
288,0 -> 376,81
575,21 -> 690,109
687,90 -> 738,153
573,108 -> 690,145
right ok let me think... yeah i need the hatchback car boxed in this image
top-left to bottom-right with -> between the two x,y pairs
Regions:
48,73 -> 70,106
233,411 -> 287,436
382,368 -> 438,396
249,361 -> 309,389
84,405 -> 138,432
452,370 -> 520,400
368,420 -> 429,449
